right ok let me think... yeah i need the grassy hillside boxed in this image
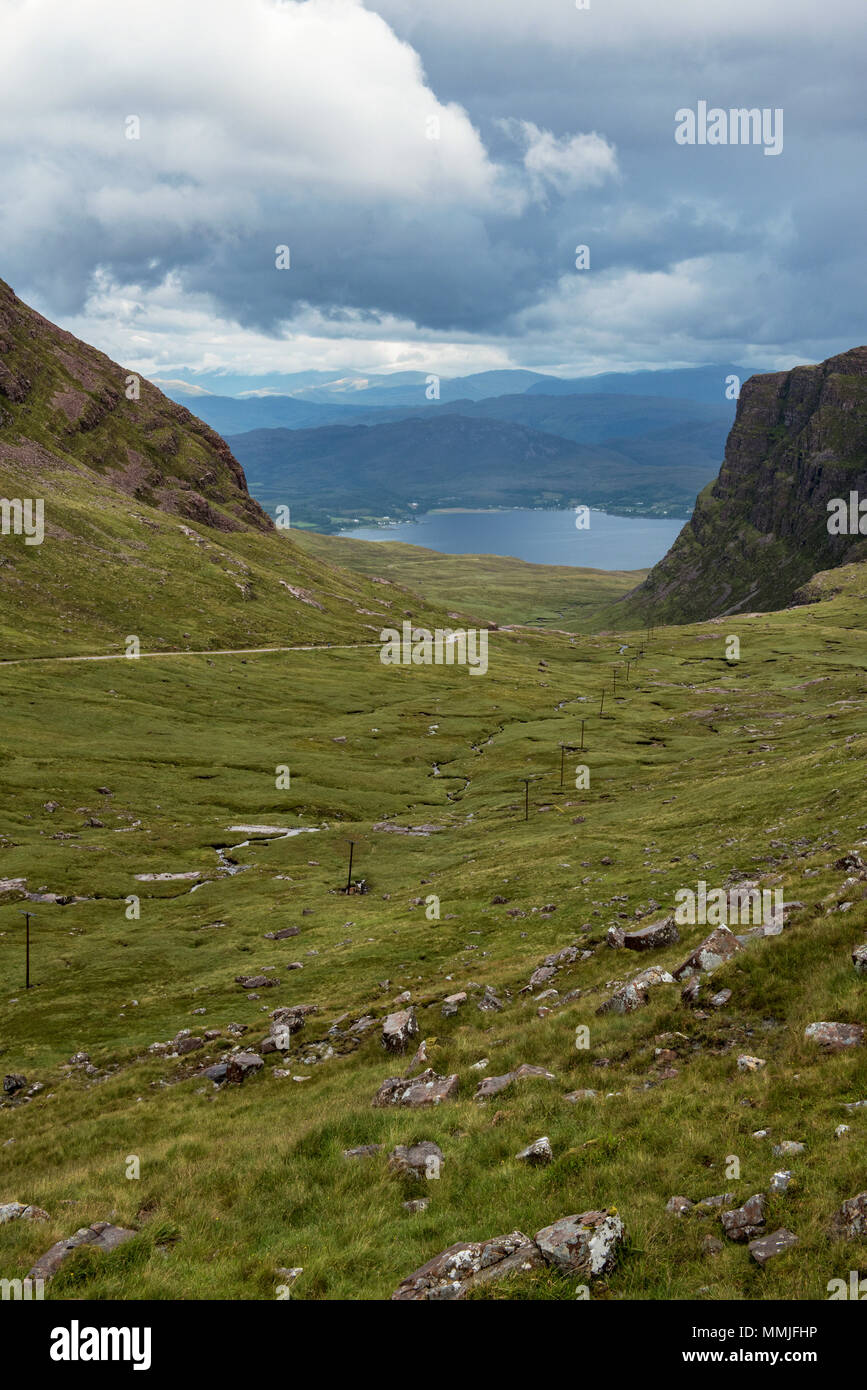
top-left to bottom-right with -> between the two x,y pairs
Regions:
293,528 -> 642,630
1,562 -> 866,1300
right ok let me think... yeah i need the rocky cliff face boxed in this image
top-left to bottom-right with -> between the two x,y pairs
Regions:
0,278 -> 270,533
622,347 -> 867,623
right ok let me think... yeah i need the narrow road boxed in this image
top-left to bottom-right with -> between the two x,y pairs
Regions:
0,642 -> 379,667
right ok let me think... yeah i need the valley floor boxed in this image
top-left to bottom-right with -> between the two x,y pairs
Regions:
1,565 -> 866,1300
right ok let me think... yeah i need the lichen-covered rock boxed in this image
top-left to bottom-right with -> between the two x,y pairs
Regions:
381,1007 -> 419,1054
474,1063 -> 555,1101
597,966 -> 674,1015
748,1228 -> 798,1266
477,987 -> 503,1013
622,917 -> 680,951
372,1068 -> 459,1108
722,1193 -> 766,1242
391,1230 -> 543,1300
0,1202 -> 49,1224
830,1190 -> 867,1240
804,1021 -> 864,1051
441,992 -> 467,1018
515,1136 -> 553,1166
737,1055 -> 767,1072
673,926 -> 741,981
3,1074 -> 27,1096
853,944 -> 867,975
388,1141 -> 443,1180
666,1196 -> 694,1216
534,1211 -> 625,1277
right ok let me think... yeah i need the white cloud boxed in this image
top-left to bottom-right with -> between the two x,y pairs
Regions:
500,120 -> 618,197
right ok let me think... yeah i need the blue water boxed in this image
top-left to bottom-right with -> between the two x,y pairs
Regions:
341,508 -> 685,570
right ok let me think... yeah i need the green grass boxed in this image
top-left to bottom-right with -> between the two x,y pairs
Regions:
293,527 -> 643,630
1,559 -> 866,1300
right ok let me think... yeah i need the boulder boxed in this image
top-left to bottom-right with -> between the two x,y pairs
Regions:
176,1036 -> 203,1055
622,917 -> 680,951
804,1021 -> 864,1051
201,1062 -> 228,1084
234,974 -> 279,989
721,1193 -> 766,1242
381,1007 -> 419,1054
225,1051 -> 264,1084
597,966 -> 674,1015
0,1202 -> 49,1224
372,1068 -> 459,1109
388,1141 -> 443,1180
477,987 -> 503,1012
271,1004 -> 315,1034
392,1230 -> 544,1300
528,965 -> 558,988
666,1196 -> 694,1216
852,944 -> 867,974
264,926 -> 300,940
737,1055 -> 767,1072
770,1171 -> 793,1194
830,1190 -> 867,1240
673,926 -> 741,980
441,992 -> 467,1018
515,1136 -> 553,1166
748,1228 -> 798,1266
773,1140 -> 806,1157
28,1222 -> 136,1282
534,1211 -> 625,1277
474,1063 -> 555,1101
3,1074 -> 27,1096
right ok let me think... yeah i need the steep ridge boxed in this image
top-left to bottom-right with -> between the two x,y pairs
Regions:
621,348 -> 867,623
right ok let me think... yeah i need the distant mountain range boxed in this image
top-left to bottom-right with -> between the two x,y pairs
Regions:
225,412 -> 726,530
157,364 -> 747,528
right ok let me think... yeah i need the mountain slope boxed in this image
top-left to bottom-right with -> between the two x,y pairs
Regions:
0,281 -> 459,656
619,348 -> 867,623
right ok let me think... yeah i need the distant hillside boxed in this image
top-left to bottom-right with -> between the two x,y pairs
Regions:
227,413 -> 721,528
619,348 -> 867,623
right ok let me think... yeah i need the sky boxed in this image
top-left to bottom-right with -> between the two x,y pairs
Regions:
1,0 -> 864,385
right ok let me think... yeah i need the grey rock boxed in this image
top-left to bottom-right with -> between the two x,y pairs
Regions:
515,1136 -> 553,1166
673,926 -> 742,981
391,1230 -> 543,1300
622,917 -> 680,951
534,1211 -> 625,1277
381,1007 -> 419,1054
722,1193 -> 766,1242
28,1222 -> 136,1281
804,1020 -> 864,1050
830,1190 -> 867,1240
748,1228 -> 798,1266
372,1068 -> 459,1109
388,1141 -> 443,1180
225,1051 -> 264,1084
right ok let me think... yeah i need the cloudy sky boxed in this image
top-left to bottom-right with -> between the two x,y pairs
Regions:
1,0 -> 864,384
